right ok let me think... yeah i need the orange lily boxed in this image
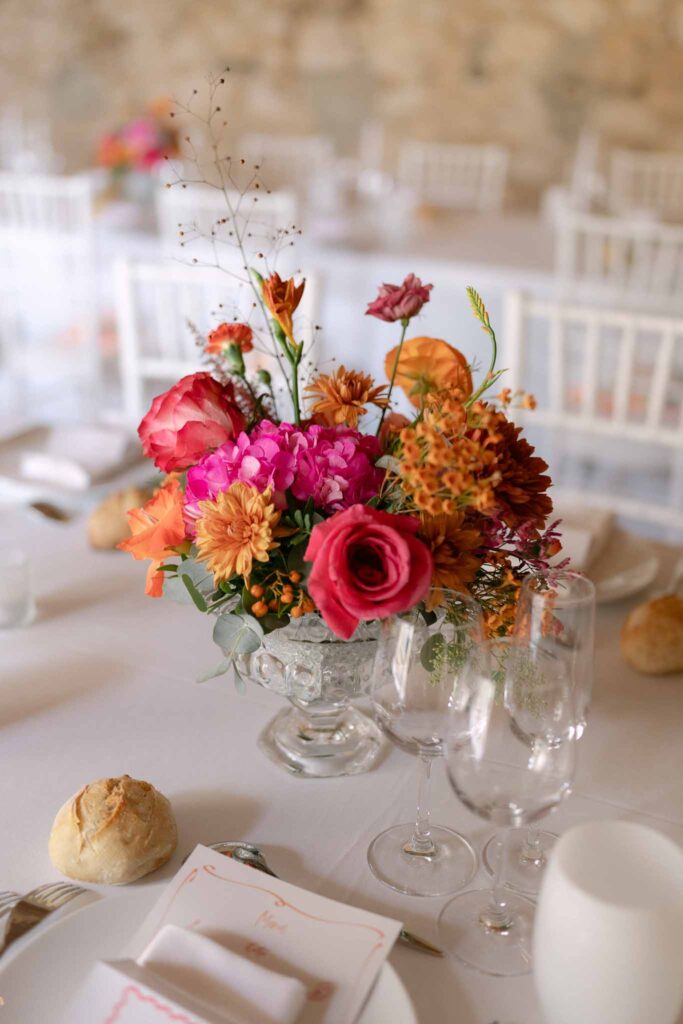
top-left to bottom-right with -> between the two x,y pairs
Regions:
262,273 -> 305,344
117,477 -> 187,597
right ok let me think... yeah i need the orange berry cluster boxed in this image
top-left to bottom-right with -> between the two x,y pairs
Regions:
248,571 -> 315,619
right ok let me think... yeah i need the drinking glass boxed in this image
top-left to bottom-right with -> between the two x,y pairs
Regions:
439,637 -> 577,975
534,820 -> 683,1024
482,571 -> 595,895
367,592 -> 482,897
0,548 -> 36,628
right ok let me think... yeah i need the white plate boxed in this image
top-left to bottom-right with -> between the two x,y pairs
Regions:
588,527 -> 659,604
0,890 -> 416,1024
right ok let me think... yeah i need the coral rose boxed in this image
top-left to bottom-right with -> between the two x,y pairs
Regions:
385,336 -> 473,408
366,274 -> 433,323
304,505 -> 433,639
138,372 -> 245,473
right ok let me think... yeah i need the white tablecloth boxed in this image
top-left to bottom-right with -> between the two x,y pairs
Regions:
2,509 -> 683,1024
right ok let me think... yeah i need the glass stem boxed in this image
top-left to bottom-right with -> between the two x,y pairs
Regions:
404,755 -> 436,857
520,826 -> 544,867
480,834 -> 513,932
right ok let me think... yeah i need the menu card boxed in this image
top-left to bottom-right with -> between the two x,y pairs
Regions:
68,845 -> 403,1024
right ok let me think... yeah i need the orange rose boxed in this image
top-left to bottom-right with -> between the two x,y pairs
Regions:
117,477 -> 187,597
385,337 -> 472,408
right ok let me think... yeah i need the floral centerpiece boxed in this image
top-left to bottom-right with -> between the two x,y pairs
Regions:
96,99 -> 179,186
118,74 -> 561,776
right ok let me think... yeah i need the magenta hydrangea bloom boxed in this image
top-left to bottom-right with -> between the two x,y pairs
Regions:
183,420 -> 384,534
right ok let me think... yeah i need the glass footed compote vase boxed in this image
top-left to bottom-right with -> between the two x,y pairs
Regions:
234,614 -> 383,778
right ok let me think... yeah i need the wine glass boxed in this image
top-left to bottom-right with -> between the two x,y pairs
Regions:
482,571 -> 595,895
367,592 -> 482,897
439,637 -> 577,975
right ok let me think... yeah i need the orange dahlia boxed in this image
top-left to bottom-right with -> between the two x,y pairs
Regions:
306,365 -> 388,428
419,512 -> 483,609
482,414 -> 553,529
195,482 -> 281,582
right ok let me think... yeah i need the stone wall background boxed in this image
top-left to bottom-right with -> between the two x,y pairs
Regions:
2,0 -> 683,207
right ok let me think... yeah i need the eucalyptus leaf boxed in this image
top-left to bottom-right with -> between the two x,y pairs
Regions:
196,659 -> 232,683
213,612 -> 264,661
233,666 -> 247,695
182,574 -> 208,612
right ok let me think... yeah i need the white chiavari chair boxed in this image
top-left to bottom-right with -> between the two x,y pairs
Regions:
397,141 -> 509,212
240,133 -> 334,191
503,289 -> 683,533
608,149 -> 683,222
554,208 -> 683,311
155,181 -> 298,261
0,172 -> 98,414
543,128 -> 605,223
114,258 -> 319,424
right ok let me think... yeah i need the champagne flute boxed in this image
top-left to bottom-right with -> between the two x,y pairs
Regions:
482,571 -> 595,895
439,637 -> 577,975
367,592 -> 482,897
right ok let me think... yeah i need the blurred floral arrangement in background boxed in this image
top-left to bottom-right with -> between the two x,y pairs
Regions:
96,98 -> 179,177
117,72 -> 563,676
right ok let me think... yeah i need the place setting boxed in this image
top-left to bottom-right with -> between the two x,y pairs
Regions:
3,31 -> 683,1024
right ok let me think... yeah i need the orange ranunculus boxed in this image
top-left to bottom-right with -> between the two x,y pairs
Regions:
117,477 -> 187,597
385,337 -> 472,408
262,273 -> 305,343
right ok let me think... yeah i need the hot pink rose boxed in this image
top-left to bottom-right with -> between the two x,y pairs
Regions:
304,504 -> 434,639
365,273 -> 433,323
138,372 -> 245,473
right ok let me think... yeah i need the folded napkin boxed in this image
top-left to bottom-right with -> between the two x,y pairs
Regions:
138,924 -> 308,1024
20,424 -> 140,489
553,503 -> 614,571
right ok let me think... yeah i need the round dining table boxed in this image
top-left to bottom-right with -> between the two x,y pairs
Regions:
2,507 -> 683,1024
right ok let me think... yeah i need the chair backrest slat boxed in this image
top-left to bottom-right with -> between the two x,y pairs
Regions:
608,149 -> 683,221
240,133 -> 334,189
397,141 -> 508,212
114,258 -> 319,424
555,209 -> 683,310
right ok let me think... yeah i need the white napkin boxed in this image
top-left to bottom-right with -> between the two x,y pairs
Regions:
137,924 -> 308,1024
19,424 -> 140,489
553,503 -> 614,571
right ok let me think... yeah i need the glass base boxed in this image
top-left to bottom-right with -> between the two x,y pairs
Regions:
483,830 -> 557,895
258,705 -> 384,778
438,888 -> 535,976
367,823 -> 477,897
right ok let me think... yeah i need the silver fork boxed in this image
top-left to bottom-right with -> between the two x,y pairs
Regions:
0,882 -> 90,958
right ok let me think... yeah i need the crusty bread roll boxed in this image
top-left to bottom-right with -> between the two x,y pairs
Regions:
621,595 -> 683,675
48,775 -> 177,884
87,487 -> 153,550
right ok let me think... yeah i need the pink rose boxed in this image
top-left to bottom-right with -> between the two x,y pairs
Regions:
138,372 -> 245,473
365,273 -> 433,323
305,505 -> 434,639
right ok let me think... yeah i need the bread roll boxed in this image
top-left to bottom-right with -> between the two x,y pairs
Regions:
49,775 -> 177,884
87,487 -> 153,550
621,594 -> 683,675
